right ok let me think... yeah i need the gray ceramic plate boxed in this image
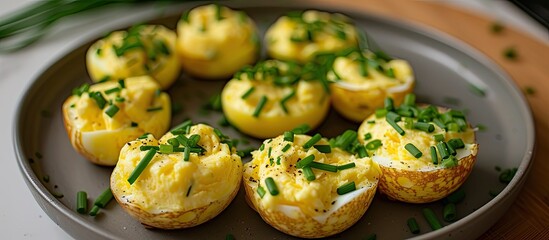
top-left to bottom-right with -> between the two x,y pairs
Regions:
13,2 -> 535,240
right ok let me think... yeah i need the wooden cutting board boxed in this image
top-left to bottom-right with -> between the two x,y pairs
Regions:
305,0 -> 549,239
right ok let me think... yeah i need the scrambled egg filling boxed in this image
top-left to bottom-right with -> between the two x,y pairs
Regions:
86,25 -> 179,89
244,134 -> 381,217
358,107 -> 477,170
221,60 -> 330,138
266,10 -> 358,63
176,4 -> 259,78
112,124 -> 242,212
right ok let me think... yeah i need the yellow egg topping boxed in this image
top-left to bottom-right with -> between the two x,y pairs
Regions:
62,76 -> 170,166
243,133 -> 381,238
86,25 -> 180,89
357,97 -> 478,203
265,10 -> 358,63
328,49 -> 415,122
176,4 -> 259,79
110,123 -> 242,229
221,60 -> 330,138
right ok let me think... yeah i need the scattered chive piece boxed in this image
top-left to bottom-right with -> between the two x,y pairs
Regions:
468,83 -> 486,97
90,92 -> 107,109
422,208 -> 442,230
365,139 -> 383,150
215,3 -> 224,20
280,90 -> 296,114
436,142 -> 450,159
72,83 -> 90,96
447,143 -> 457,156
259,144 -> 265,151
127,149 -> 157,185
447,123 -> 460,132
104,104 -> 119,118
385,68 -> 395,78
181,9 -> 190,22
257,186 -> 266,198
253,96 -> 268,118
206,93 -> 222,111
76,191 -> 87,214
364,133 -> 372,141
356,145 -> 368,158
375,108 -> 388,118
367,120 -> 375,124
405,143 -> 422,158
283,131 -> 294,142
332,130 -> 358,150
303,166 -> 316,181
404,93 -> 416,106
404,117 -> 414,129
167,138 -> 179,146
499,168 -> 518,184
384,97 -> 394,111
364,233 -> 377,240
146,106 -> 163,112
118,79 -> 125,88
241,86 -> 255,99
455,118 -> 467,131
303,133 -> 322,149
433,118 -> 446,130
267,147 -> 272,158
93,188 -> 113,208
503,46 -> 517,60
282,144 -> 291,152
441,156 -> 458,168
430,146 -> 438,165
159,144 -> 174,154
386,117 -> 405,136
314,145 -> 331,153
237,148 -> 254,158
97,75 -> 111,83
434,134 -> 445,142
448,138 -> 465,149
183,145 -> 190,161
309,161 -> 338,172
407,217 -> 420,234
104,87 -> 121,95
115,97 -> 125,102
337,162 -> 356,171
445,188 -> 465,204
225,234 -> 234,240
413,122 -> 435,132
138,133 -> 150,139
291,124 -> 310,134
171,120 -> 192,134
443,203 -> 457,222
337,181 -> 356,195
296,155 -> 315,168
265,177 -> 279,196
88,205 -> 100,216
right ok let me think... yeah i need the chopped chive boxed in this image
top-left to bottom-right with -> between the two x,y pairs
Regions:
118,79 -> 125,88
446,143 -> 457,156
455,118 -> 467,132
215,3 -> 224,20
72,83 -> 90,96
303,133 -> 322,149
90,92 -> 107,109
104,87 -> 121,95
237,148 -> 254,158
430,146 -> 438,165
441,155 -> 458,168
276,156 -> 281,165
436,142 -> 450,159
468,83 -> 486,97
407,217 -> 420,234
434,134 -> 445,142
115,97 -> 125,102
422,208 -> 442,230
138,133 -> 150,139
282,144 -> 291,152
387,118 -> 405,136
413,122 -> 435,132
283,131 -> 294,142
167,138 -> 179,146
159,144 -> 174,154
280,90 -> 296,114
206,93 -> 222,111
359,61 -> 368,77
88,205 -> 100,216
104,104 -> 119,118
171,120 -> 192,134
253,96 -> 268,118
337,162 -> 356,171
365,139 -> 383,150
433,118 -> 446,129
445,188 -> 465,204
309,161 -> 338,172
186,184 -> 192,197
384,97 -> 394,111
93,187 -> 113,208
295,155 -> 315,168
443,203 -> 457,222
332,130 -> 358,150
128,149 -> 157,185
404,117 -> 414,129
259,144 -> 265,151
241,86 -> 255,99
291,124 -> 310,134
96,48 -> 102,56
181,9 -> 190,22
97,75 -> 111,83
440,112 -> 453,124
356,145 -> 368,158
70,104 -> 76,108
385,67 -> 395,78
337,181 -> 356,195
405,143 -> 422,158
146,106 -> 163,112
183,144 -> 190,161
313,145 -> 331,153
447,123 -> 460,132
267,147 -> 272,159
303,166 -> 316,181
364,133 -> 372,141
367,120 -> 375,124
386,111 -> 401,122
265,177 -> 279,196
257,186 -> 266,198
375,108 -> 388,118
499,168 -> 518,184
404,93 -> 416,106
503,46 -> 517,60
76,191 -> 87,214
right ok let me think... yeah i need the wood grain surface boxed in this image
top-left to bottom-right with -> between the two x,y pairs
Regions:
304,0 -> 549,239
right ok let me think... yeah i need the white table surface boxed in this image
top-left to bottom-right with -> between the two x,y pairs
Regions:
0,1 -> 546,239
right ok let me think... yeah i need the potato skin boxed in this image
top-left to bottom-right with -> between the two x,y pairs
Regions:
243,181 -> 377,238
377,145 -> 477,203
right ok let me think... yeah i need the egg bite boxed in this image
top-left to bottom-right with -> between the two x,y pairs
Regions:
111,123 -> 242,229
86,24 -> 180,90
327,48 -> 415,122
62,76 -> 171,166
221,60 -> 330,139
176,4 -> 260,79
243,132 -> 381,238
357,95 -> 478,203
265,10 -> 358,63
